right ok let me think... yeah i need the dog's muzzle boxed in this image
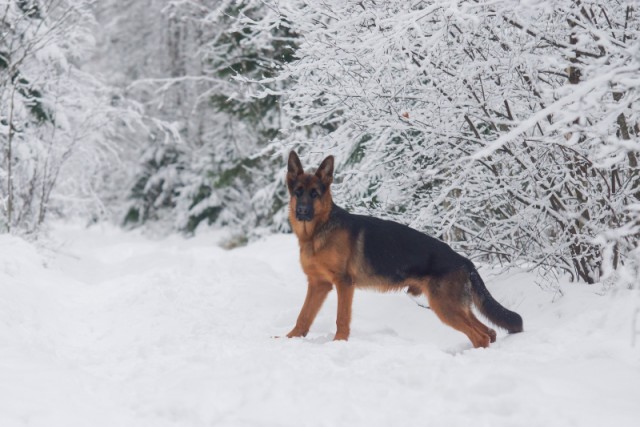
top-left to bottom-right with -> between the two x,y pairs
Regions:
296,205 -> 313,221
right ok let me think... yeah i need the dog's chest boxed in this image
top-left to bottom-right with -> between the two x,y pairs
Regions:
298,238 -> 340,280
298,240 -> 323,272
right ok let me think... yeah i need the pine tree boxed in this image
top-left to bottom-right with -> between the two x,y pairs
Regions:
121,0 -> 297,233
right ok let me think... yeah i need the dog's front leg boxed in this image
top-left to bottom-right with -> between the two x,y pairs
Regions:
334,283 -> 354,341
287,279 -> 333,338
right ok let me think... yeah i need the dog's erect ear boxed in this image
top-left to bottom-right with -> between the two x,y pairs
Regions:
287,151 -> 304,177
315,155 -> 334,186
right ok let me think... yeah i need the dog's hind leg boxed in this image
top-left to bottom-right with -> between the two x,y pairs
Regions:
287,279 -> 333,338
430,300 -> 492,348
424,273 -> 492,348
468,310 -> 497,343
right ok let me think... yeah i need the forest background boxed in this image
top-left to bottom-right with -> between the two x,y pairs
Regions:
1,0 -> 639,287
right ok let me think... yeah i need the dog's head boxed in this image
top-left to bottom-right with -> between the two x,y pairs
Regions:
286,151 -> 333,223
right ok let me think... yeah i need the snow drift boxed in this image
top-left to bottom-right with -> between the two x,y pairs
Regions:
0,223 -> 639,426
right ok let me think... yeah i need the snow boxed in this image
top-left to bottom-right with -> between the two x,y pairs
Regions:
1,223 -> 639,427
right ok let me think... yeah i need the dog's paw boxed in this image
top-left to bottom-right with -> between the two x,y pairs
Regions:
286,328 -> 307,338
333,332 -> 349,341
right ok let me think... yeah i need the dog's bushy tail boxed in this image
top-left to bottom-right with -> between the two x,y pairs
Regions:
466,262 -> 523,333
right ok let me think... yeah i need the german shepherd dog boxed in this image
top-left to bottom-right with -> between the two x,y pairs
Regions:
284,151 -> 523,348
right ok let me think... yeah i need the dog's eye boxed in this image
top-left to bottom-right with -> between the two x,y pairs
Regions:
294,188 -> 304,197
310,189 -> 319,199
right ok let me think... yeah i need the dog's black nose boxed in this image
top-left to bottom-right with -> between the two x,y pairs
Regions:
296,205 -> 312,221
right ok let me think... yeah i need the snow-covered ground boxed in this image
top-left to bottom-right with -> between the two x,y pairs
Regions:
1,223 -> 639,427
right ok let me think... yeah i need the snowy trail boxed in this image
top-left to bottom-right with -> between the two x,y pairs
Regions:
1,223 -> 639,427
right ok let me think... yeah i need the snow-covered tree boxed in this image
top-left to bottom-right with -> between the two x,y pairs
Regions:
116,0 -> 296,232
0,0 -> 135,233
274,0 -> 639,284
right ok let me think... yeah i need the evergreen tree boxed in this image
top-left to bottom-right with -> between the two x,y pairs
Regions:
121,0 -> 297,233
